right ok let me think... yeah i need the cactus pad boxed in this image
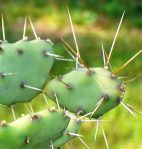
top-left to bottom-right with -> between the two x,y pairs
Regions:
53,113 -> 82,148
0,38 -> 54,106
47,67 -> 125,118
0,108 -> 70,149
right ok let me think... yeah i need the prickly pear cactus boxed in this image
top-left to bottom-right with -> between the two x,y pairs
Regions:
0,108 -> 70,149
0,8 -> 141,149
47,67 -> 125,118
47,9 -> 142,122
0,15 -> 82,148
46,8 -> 142,148
0,38 -> 54,105
53,113 -> 82,148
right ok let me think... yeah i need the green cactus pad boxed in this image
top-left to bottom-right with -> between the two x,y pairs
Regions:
0,38 -> 54,106
0,108 -> 70,149
47,67 -> 125,118
53,113 -> 82,148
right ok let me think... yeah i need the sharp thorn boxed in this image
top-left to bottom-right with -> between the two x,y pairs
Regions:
51,140 -> 54,149
28,16 -> 38,39
1,15 -> 6,42
24,103 -> 31,113
81,119 -> 110,123
23,16 -> 27,40
114,49 -> 142,74
77,136 -> 90,149
101,42 -> 106,68
23,84 -> 46,93
101,123 -> 110,149
43,93 -> 48,105
24,103 -> 33,118
29,102 -> 34,114
106,11 -> 125,66
61,37 -> 91,71
68,132 -> 84,138
78,98 -> 104,121
102,41 -> 113,70
118,76 -> 128,80
124,102 -> 142,116
53,90 -> 60,110
55,57 -> 75,62
61,37 -> 76,55
90,97 -> 104,118
0,72 -> 18,78
64,46 -> 76,60
11,105 -> 16,121
45,51 -> 73,62
67,6 -> 80,69
124,77 -> 136,84
56,76 -> 72,89
77,112 -> 92,121
94,119 -> 100,142
103,47 -> 113,71
44,51 -> 63,58
120,101 -> 137,117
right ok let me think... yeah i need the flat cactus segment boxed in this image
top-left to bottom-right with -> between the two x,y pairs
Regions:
0,108 -> 70,149
0,38 -> 54,105
53,113 -> 82,148
47,67 -> 125,118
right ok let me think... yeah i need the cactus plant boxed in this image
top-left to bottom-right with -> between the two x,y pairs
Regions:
0,16 -> 83,149
47,67 -> 125,118
0,8 -> 142,149
46,8 -> 142,148
47,9 -> 142,121
53,113 -> 82,148
0,107 -> 71,149
0,38 -> 54,106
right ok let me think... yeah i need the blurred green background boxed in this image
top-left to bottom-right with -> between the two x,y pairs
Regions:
0,0 -> 142,149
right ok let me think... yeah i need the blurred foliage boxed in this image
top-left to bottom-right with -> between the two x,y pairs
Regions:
0,0 -> 142,27
0,0 -> 142,149
27,0 -> 142,17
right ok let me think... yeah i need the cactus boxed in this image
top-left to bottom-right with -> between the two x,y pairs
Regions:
0,8 -> 142,149
0,16 -> 83,149
47,9 -> 142,121
53,113 -> 82,148
0,38 -> 54,106
0,108 -> 70,149
46,8 -> 142,148
47,67 -> 124,118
